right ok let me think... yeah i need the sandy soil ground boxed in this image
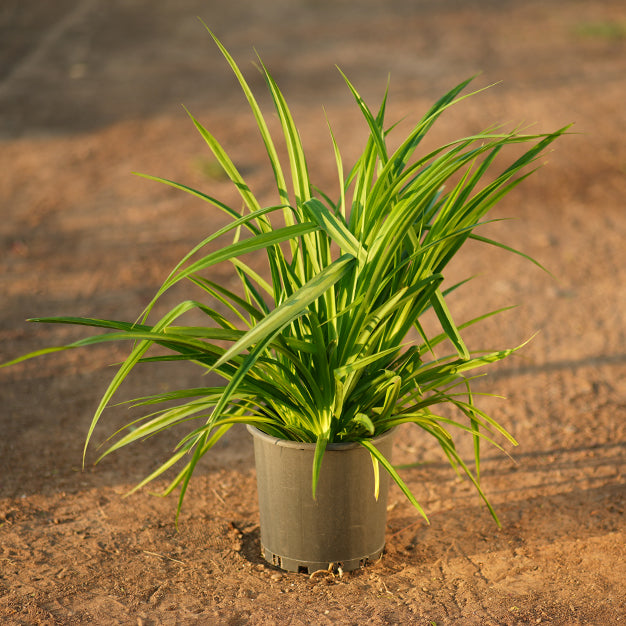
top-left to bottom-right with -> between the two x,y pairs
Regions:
1,1 -> 625,624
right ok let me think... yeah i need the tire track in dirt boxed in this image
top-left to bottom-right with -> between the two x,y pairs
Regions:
0,0 -> 96,91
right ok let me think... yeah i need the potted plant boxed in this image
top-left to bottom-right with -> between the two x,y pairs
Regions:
3,26 -> 566,573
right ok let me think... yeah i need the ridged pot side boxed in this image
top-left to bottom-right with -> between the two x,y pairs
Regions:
247,426 -> 396,573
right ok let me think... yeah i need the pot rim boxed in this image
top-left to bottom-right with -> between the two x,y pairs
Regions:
246,424 -> 396,451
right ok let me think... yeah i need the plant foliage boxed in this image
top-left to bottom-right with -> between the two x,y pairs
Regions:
3,25 -> 567,524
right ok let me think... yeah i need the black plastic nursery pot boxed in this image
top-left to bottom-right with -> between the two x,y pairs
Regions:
247,425 -> 395,574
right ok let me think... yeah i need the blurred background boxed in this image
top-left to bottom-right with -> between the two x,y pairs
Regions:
1,0 -> 625,492
2,0 -> 625,137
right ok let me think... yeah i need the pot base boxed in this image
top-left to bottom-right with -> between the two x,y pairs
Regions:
261,543 -> 385,574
